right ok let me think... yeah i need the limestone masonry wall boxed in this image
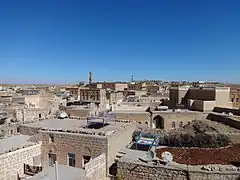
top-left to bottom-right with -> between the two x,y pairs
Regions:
117,161 -> 240,180
207,113 -> 240,129
116,112 -> 149,122
0,144 -> 41,180
40,131 -> 108,169
15,108 -> 52,123
85,154 -> 107,180
66,108 -> 90,117
107,124 -> 136,167
19,125 -> 40,135
116,112 -> 207,129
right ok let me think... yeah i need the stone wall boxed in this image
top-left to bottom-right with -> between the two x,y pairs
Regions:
157,112 -> 207,130
116,112 -> 207,130
15,108 -> 52,123
116,112 -> 149,122
0,123 -> 20,137
66,108 -> 90,117
0,144 -> 41,180
85,154 -> 106,180
107,124 -> 136,167
207,113 -> 240,129
40,131 -> 108,169
117,160 -> 240,180
18,125 -> 40,136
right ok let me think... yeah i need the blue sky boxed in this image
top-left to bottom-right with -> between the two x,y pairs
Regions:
0,0 -> 239,84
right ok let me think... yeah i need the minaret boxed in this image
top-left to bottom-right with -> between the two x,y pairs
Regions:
89,72 -> 93,85
131,75 -> 134,82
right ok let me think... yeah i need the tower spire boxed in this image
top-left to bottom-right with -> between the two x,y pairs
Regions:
89,72 -> 93,84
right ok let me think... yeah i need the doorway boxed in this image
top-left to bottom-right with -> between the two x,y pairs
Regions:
153,115 -> 164,129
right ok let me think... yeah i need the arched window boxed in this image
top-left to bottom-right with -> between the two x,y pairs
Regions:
172,121 -> 176,129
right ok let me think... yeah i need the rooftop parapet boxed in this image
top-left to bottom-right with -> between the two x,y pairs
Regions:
0,135 -> 39,155
22,118 -> 135,137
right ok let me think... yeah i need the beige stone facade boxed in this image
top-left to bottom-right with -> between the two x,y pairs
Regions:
169,86 -> 232,111
128,82 -> 146,91
19,119 -> 136,176
40,131 -> 108,169
116,111 -> 207,130
117,159 -> 240,180
15,108 -> 53,123
89,82 -> 127,91
0,144 -> 41,180
106,91 -> 124,104
230,86 -> 240,108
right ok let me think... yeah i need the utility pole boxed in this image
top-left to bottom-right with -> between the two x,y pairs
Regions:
55,161 -> 59,180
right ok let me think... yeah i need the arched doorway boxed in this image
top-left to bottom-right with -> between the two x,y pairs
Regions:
153,115 -> 164,129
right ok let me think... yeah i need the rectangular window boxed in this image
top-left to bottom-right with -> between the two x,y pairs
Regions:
48,153 -> 56,166
68,153 -> 76,167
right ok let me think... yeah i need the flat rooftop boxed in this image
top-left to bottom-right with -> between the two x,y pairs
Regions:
0,135 -> 34,154
22,118 -> 134,136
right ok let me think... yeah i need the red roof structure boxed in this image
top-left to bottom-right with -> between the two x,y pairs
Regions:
156,144 -> 240,165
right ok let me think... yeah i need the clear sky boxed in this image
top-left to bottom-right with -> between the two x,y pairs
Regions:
0,0 -> 239,84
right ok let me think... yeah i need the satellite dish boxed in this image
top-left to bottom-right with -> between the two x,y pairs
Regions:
161,151 -> 173,162
59,112 -> 68,119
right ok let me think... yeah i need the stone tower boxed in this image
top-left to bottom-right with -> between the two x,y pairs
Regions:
89,72 -> 93,84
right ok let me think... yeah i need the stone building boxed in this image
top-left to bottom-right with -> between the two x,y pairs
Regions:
0,135 -> 42,180
17,89 -> 40,95
106,91 -> 124,105
14,108 -> 53,123
116,110 -> 206,130
7,94 -> 67,123
127,82 -> 146,91
65,86 -> 83,99
169,86 -> 232,111
24,94 -> 66,109
230,86 -> 240,108
78,88 -> 108,111
19,118 -> 136,176
89,82 -> 128,91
